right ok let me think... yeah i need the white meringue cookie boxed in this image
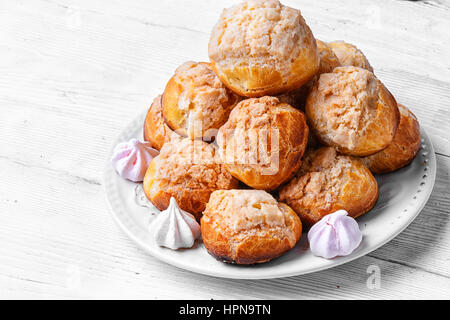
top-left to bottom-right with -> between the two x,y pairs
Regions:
308,210 -> 362,259
150,197 -> 201,250
111,138 -> 158,182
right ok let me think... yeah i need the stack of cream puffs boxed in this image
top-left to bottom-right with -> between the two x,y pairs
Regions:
140,0 -> 421,264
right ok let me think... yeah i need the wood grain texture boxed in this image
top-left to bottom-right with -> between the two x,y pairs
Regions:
0,0 -> 449,299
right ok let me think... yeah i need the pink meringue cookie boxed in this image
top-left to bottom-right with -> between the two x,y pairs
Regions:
111,138 -> 159,182
308,210 -> 362,259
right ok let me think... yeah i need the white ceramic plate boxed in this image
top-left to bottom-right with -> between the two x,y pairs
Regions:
103,111 -> 436,279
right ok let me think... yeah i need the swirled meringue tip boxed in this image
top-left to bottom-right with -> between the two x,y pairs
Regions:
111,138 -> 158,182
307,210 -> 362,259
149,197 -> 201,250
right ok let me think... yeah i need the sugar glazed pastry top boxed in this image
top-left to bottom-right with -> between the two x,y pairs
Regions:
315,40 -> 342,76
279,147 -> 378,229
361,104 -> 421,174
208,0 -> 319,97
217,96 -> 309,190
306,66 -> 400,156
143,137 -> 239,220
144,94 -> 178,150
328,41 -> 373,72
162,61 -> 240,140
201,189 -> 302,264
276,39 -> 341,111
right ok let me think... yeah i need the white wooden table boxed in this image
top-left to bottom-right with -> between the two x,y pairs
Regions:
1,0 -> 450,299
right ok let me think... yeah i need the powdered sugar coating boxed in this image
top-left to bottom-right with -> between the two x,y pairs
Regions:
163,62 -> 239,140
316,40 -> 341,75
201,189 -> 302,264
328,41 -> 373,72
207,190 -> 293,233
279,147 -> 378,228
208,0 -> 319,96
306,66 -> 399,156
217,96 -> 308,190
143,137 -> 238,218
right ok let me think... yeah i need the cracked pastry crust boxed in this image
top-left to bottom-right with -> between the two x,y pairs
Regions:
208,0 -> 319,97
316,39 -> 342,76
277,40 -> 342,111
201,189 -> 302,264
361,104 -> 421,174
162,61 -> 240,140
217,96 -> 309,191
143,137 -> 239,220
306,66 -> 400,156
279,147 -> 378,229
328,41 -> 373,72
143,94 -> 178,150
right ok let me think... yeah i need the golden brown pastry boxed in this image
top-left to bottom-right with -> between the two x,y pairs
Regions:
279,147 -> 379,229
143,94 -> 178,150
217,96 -> 309,190
304,36 -> 338,146
361,104 -> 421,174
143,137 -> 239,220
162,61 -> 240,140
201,189 -> 302,264
306,66 -> 400,156
328,41 -> 373,72
277,40 -> 342,111
316,39 -> 342,75
208,0 -> 319,97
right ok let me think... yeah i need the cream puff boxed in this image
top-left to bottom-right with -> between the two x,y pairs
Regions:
143,94 -> 178,150
306,66 -> 400,156
143,136 -> 239,220
201,189 -> 302,264
316,39 -> 342,75
162,61 -> 240,140
279,147 -> 379,229
361,104 -> 421,174
276,40 -> 342,111
328,41 -> 373,72
217,96 -> 309,190
208,0 -> 319,97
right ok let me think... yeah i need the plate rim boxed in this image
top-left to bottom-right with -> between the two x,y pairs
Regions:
103,110 -> 437,280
